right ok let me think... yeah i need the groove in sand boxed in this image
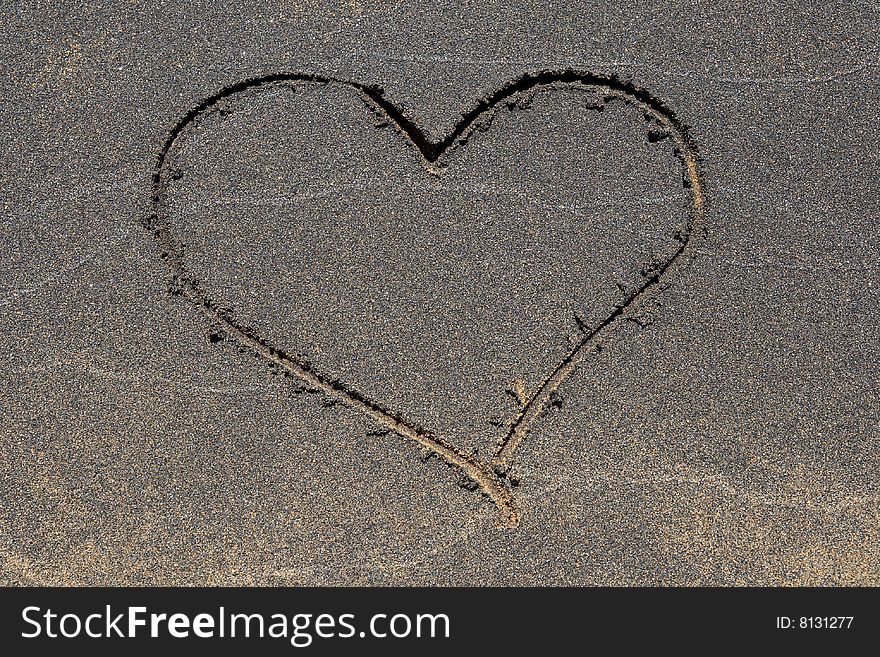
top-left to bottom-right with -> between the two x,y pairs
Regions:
146,70 -> 706,527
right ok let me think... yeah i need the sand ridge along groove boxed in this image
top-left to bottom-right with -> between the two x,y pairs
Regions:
145,70 -> 707,528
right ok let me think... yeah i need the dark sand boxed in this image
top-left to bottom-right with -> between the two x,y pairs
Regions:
1,1 -> 878,585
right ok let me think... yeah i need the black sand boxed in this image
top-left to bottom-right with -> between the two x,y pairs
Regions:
1,1 -> 878,584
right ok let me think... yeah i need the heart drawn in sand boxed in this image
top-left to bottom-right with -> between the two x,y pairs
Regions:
146,71 -> 705,527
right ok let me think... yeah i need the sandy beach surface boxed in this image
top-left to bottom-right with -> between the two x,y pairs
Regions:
1,1 -> 878,585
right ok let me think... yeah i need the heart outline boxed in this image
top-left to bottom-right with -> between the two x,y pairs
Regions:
145,70 -> 706,528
